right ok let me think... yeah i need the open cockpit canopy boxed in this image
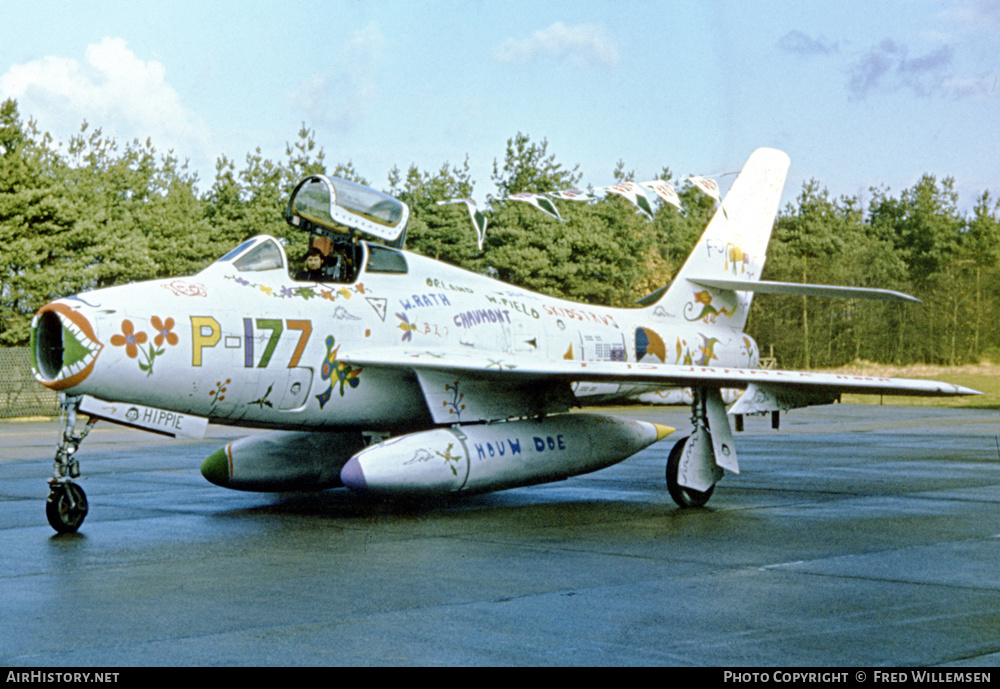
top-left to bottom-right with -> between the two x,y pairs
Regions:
284,175 -> 409,247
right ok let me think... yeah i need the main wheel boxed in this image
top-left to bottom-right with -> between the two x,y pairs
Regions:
46,482 -> 88,534
665,436 -> 714,508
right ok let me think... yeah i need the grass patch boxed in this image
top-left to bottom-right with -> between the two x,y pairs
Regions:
816,361 -> 1000,409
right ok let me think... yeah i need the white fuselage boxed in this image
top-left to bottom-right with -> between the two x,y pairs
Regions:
34,236 -> 758,431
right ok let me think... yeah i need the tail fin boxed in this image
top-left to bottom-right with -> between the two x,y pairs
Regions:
652,148 -> 790,331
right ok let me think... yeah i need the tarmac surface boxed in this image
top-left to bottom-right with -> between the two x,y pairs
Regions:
1,404 -> 1000,667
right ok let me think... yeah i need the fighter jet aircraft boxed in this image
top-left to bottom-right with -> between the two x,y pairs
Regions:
30,148 -> 978,533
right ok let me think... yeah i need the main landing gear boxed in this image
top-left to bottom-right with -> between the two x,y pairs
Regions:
665,436 -> 714,508
46,395 -> 96,534
664,388 -> 729,509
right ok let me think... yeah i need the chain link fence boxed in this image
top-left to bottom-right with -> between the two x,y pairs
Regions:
1,348 -> 59,419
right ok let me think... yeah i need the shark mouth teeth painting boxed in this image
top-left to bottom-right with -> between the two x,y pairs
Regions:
31,302 -> 104,391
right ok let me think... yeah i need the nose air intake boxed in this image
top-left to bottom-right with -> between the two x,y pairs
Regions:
30,302 -> 104,391
32,309 -> 65,382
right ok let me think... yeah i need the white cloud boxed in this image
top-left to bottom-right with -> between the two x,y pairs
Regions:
0,37 -> 209,156
845,39 -> 979,100
292,22 -> 385,131
777,30 -> 839,55
493,22 -> 620,69
943,0 -> 1000,30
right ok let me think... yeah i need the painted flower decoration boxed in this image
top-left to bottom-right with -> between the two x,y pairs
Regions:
209,378 -> 231,406
110,320 -> 148,359
151,316 -> 179,347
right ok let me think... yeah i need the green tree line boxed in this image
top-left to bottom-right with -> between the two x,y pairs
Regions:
2,99 -> 998,367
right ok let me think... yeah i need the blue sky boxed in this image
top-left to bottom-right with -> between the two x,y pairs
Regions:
1,0 -> 997,212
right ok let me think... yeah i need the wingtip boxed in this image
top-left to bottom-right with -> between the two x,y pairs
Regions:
955,385 -> 984,396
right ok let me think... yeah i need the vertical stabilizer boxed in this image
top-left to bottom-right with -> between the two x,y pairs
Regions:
653,148 -> 790,331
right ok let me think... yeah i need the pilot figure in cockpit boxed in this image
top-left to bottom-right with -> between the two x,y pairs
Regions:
295,247 -> 326,282
295,238 -> 357,283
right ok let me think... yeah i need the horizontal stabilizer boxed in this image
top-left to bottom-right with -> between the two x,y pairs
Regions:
687,278 -> 920,303
728,383 -> 841,415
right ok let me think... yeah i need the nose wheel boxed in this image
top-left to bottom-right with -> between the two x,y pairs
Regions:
46,481 -> 88,533
46,394 -> 97,534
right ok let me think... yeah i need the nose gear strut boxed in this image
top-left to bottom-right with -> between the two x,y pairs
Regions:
46,394 -> 97,533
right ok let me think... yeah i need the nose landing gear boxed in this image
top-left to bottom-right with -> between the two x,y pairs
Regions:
46,481 -> 88,534
46,394 -> 97,534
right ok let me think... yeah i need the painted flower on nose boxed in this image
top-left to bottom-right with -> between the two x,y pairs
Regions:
151,316 -> 178,347
110,320 -> 148,359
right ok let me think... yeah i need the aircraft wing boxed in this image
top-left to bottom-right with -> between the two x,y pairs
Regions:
340,350 -> 980,422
